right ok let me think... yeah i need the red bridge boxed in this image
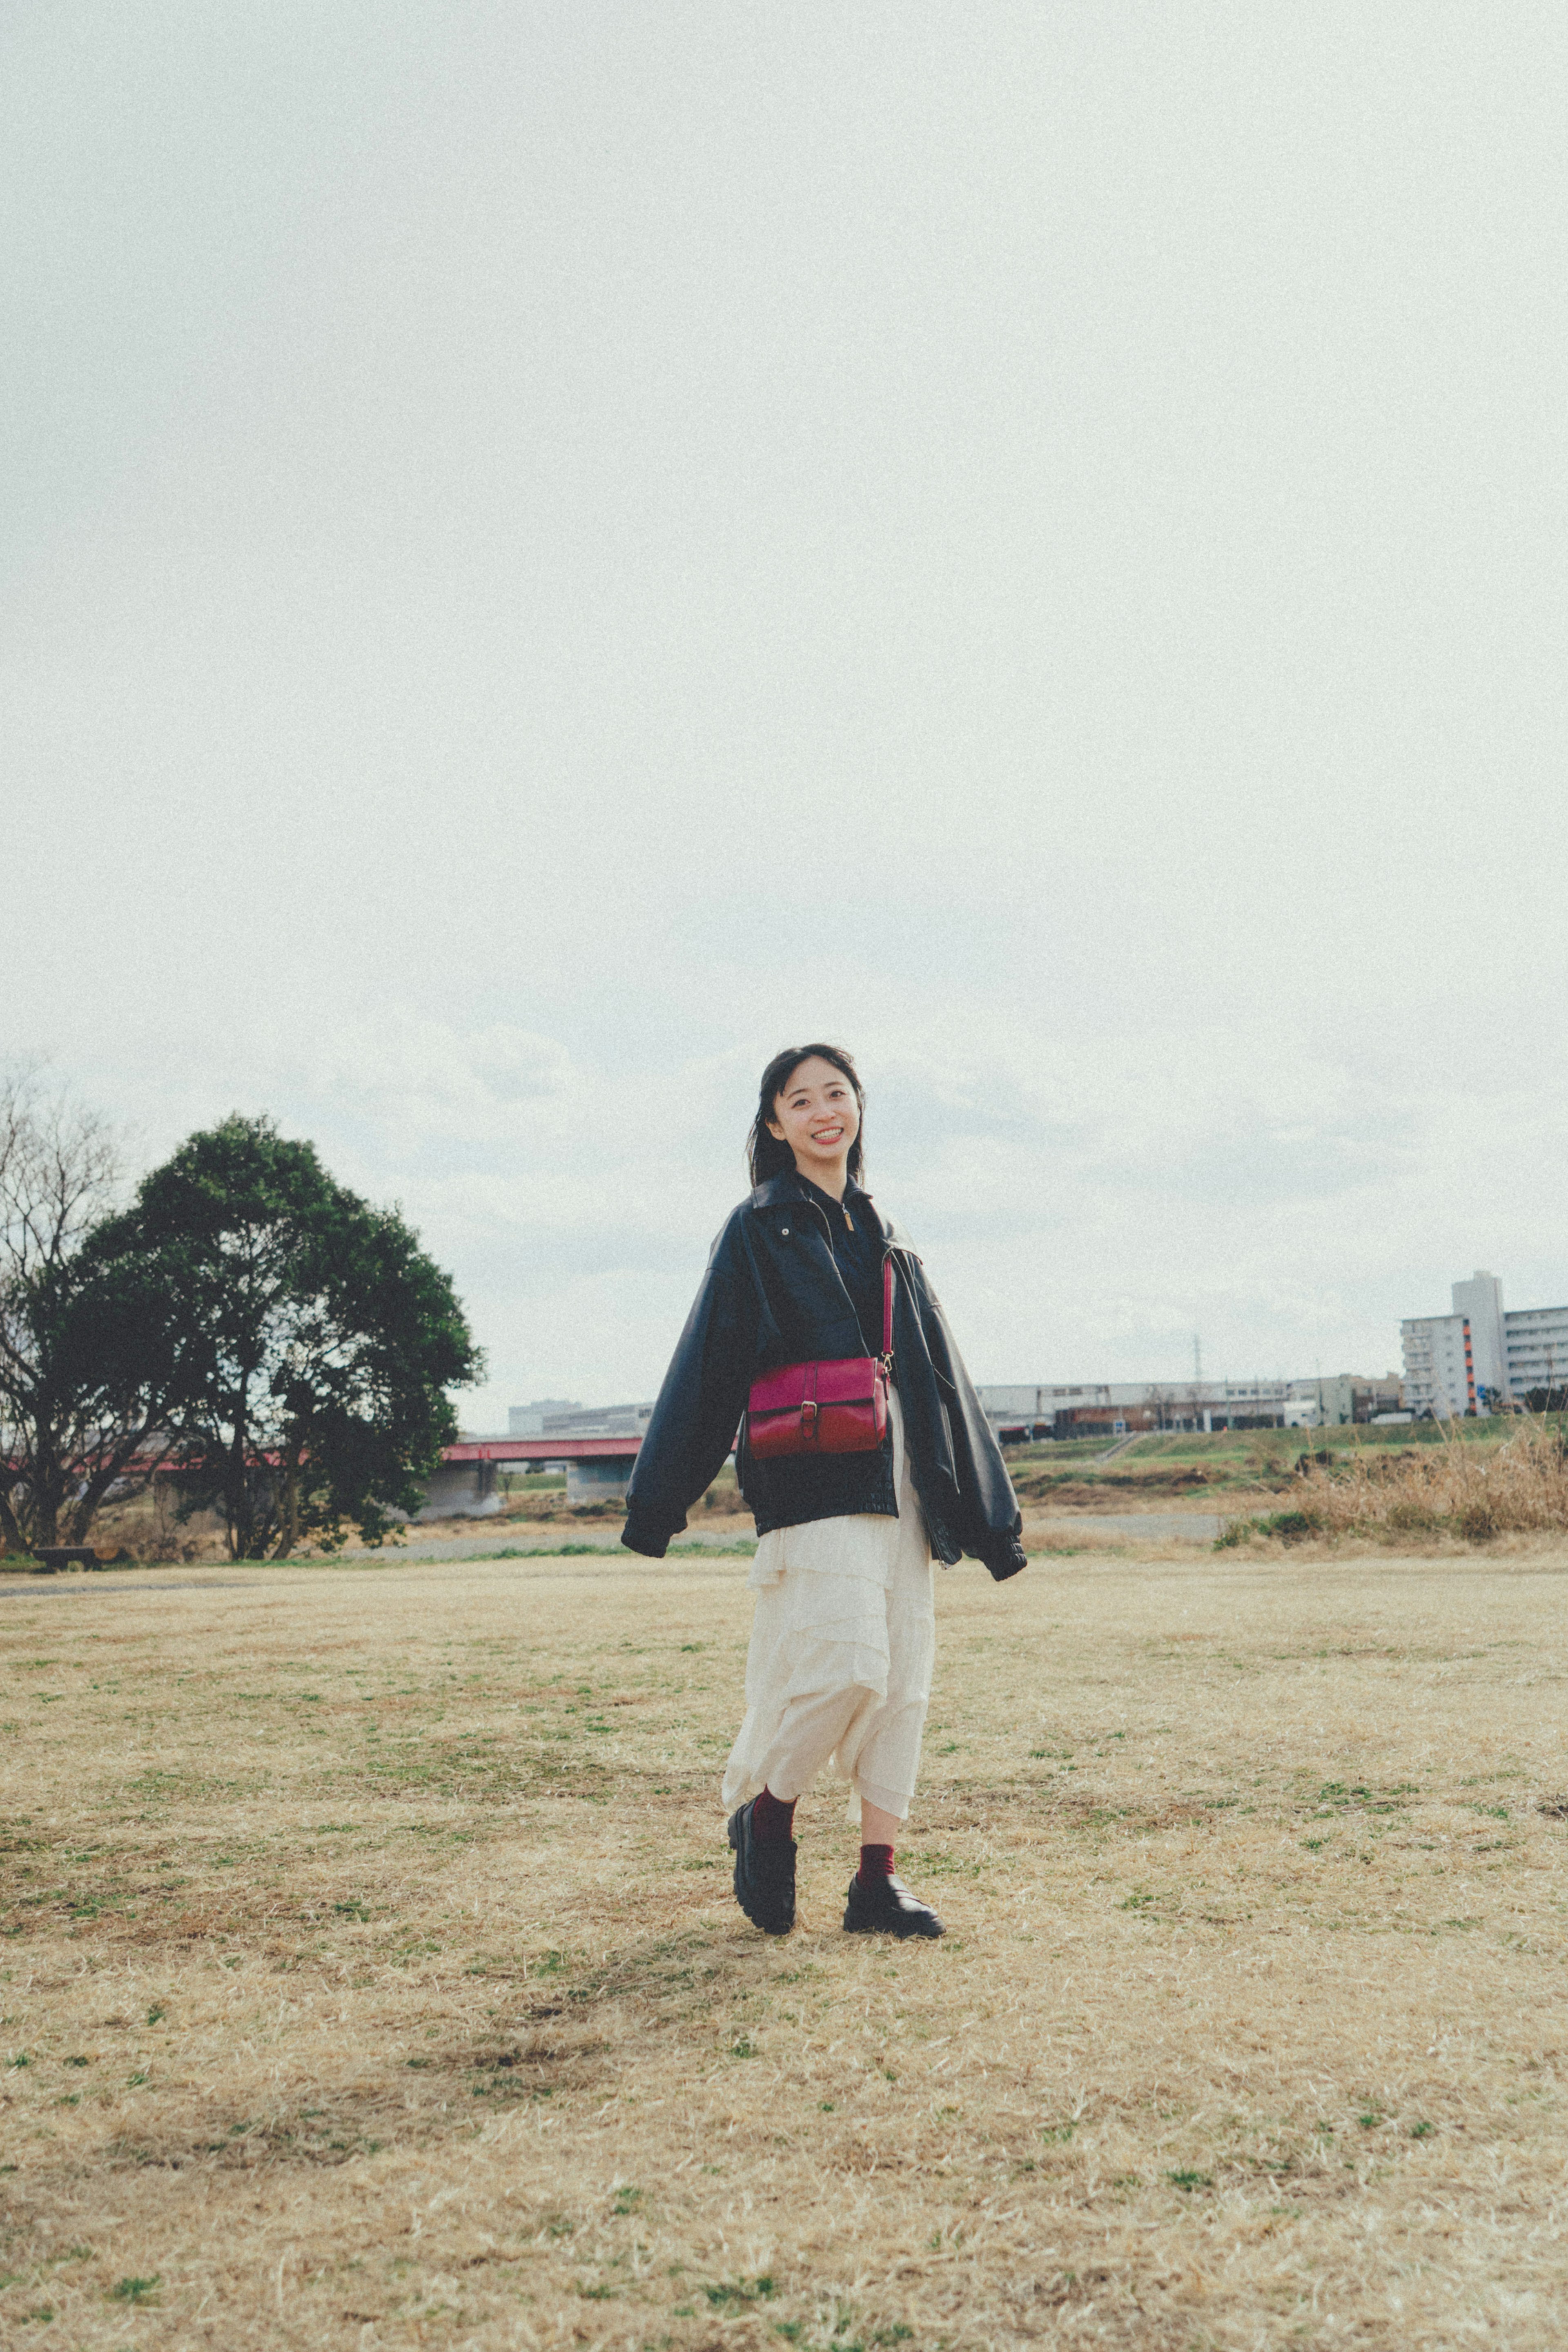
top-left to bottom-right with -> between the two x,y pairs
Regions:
427,1431 -> 643,1518
9,1434 -> 646,1529
441,1436 -> 640,1465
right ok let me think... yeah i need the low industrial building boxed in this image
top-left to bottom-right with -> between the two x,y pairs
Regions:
976,1374 -> 1402,1439
507,1398 -> 582,1436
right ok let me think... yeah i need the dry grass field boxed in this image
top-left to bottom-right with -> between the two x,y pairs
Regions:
2,1546 -> 1566,2350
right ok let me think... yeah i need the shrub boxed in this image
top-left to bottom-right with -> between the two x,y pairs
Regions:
1264,1509 -> 1321,1545
1238,1421 -> 1568,1547
1214,1508 -> 1321,1549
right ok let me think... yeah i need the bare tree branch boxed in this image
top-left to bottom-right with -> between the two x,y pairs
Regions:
0,1065 -> 142,1552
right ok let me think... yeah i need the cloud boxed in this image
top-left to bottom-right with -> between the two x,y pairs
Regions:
7,5 -> 1568,1425
65,997 -> 1563,1418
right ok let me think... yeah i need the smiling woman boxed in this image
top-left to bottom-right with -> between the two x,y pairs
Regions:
747,1045 -> 867,1196
622,1042 -> 1026,1944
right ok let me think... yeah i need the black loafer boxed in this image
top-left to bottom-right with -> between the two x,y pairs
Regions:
843,1871 -> 944,1938
726,1799 -> 797,1935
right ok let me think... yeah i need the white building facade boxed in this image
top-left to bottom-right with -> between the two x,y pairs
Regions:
1400,1270 -> 1568,1412
1505,1305 -> 1568,1399
1400,1312 -> 1475,1419
1451,1272 -> 1507,1403
508,1398 -> 582,1435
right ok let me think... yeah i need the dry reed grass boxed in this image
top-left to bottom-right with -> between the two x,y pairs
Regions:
1241,1420 -> 1568,1547
2,1546 -> 1567,2348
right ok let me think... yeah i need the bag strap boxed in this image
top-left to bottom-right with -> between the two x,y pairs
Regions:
881,1254 -> 894,1363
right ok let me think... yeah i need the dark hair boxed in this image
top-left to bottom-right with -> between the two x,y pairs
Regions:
747,1043 -> 866,1188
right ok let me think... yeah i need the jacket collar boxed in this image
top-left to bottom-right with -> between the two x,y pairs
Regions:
750,1167 -> 866,1208
749,1168 -> 890,1239
748,1171 -> 804,1210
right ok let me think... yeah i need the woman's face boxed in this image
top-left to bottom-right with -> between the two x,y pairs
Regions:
766,1055 -> 861,1184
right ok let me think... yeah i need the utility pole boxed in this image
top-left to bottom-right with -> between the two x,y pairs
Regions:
1193,1333 -> 1202,1384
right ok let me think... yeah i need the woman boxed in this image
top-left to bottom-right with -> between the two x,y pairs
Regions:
622,1043 -> 1026,1938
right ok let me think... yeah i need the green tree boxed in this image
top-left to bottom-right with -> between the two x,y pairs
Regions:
74,1115 -> 482,1558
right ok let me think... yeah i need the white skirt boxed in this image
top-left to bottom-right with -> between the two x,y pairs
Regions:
721,1389 -> 936,1825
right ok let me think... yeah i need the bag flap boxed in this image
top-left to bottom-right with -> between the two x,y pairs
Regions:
748,1355 -> 880,1414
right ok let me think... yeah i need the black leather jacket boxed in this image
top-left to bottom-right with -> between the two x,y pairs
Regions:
621,1171 -> 1027,1580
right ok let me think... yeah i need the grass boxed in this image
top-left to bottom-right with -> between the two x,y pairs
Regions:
1002,1415 -> 1568,1518
1124,1417 -> 1546,1462
1004,1431 -> 1270,1505
68,1461 -> 756,1564
996,1435 -> 1118,1462
2,1547 -> 1567,2345
1220,1418 -> 1568,1547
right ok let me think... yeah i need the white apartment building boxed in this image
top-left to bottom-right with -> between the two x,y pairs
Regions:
1399,1312 -> 1475,1419
1402,1271 -> 1568,1412
1451,1271 -> 1507,1398
1505,1305 -> 1568,1398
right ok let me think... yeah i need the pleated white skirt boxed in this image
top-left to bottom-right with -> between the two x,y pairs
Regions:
721,1388 -> 936,1824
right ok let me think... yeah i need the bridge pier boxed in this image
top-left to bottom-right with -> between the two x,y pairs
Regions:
420,1434 -> 642,1517
414,1460 -> 503,1521
566,1458 -> 633,1507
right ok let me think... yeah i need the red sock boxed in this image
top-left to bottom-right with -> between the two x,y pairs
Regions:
858,1843 -> 895,1885
752,1787 -> 797,1842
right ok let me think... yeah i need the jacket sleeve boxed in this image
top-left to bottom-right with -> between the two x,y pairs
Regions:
906,1257 -> 1028,1581
621,1216 -> 757,1559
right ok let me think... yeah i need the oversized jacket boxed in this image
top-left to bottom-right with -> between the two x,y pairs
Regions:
621,1170 -> 1027,1580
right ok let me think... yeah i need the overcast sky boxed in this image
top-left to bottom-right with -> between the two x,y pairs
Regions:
5,3 -> 1566,1425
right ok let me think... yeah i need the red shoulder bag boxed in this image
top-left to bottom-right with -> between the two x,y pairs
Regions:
745,1256 -> 894,1460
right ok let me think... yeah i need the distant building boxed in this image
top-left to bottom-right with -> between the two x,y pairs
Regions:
976,1374 -> 1402,1439
1452,1272 -> 1508,1402
1401,1271 -> 1568,1413
504,1400 -> 655,1502
1400,1313 -> 1475,1419
1285,1373 -> 1404,1429
1505,1304 -> 1568,1400
541,1402 -> 653,1439
508,1398 -> 582,1436
539,1402 -> 654,1503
